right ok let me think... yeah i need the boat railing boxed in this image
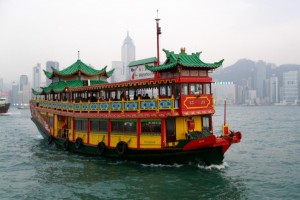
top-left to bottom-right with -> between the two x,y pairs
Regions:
31,96 -> 179,113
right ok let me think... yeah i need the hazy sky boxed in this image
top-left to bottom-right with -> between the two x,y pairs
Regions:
1,0 -> 300,83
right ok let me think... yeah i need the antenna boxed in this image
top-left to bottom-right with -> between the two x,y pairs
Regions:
155,9 -> 161,66
78,51 -> 80,60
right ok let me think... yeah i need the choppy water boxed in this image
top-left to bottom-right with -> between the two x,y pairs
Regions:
0,106 -> 299,199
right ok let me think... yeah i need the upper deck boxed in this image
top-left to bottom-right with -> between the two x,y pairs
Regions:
31,48 -> 222,118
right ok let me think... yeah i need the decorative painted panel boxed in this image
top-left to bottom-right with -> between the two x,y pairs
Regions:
125,102 -> 138,110
159,100 -> 172,109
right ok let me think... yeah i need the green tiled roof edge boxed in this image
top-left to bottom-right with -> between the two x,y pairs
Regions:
128,57 -> 157,67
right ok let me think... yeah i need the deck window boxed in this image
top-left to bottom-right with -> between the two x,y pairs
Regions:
141,120 -> 161,134
204,83 -> 211,94
111,120 -> 137,133
190,83 -> 202,95
75,119 -> 87,131
166,117 -> 176,142
202,116 -> 210,131
90,120 -> 108,132
182,84 -> 188,95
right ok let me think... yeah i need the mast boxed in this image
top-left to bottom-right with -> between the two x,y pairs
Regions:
155,9 -> 161,66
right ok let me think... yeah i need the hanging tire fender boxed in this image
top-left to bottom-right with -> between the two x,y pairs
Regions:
75,137 -> 83,149
116,141 -> 128,156
96,142 -> 106,156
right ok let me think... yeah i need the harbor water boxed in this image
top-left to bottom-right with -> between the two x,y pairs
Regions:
0,106 -> 299,199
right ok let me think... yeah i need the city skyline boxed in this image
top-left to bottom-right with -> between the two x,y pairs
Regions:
1,0 -> 300,83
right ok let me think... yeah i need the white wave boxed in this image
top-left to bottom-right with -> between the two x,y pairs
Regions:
0,112 -> 21,115
141,163 -> 183,168
197,161 -> 229,170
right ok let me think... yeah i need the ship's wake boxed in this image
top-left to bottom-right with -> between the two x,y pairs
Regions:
197,161 -> 229,170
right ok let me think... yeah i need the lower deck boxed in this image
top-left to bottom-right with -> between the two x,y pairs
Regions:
31,103 -> 213,150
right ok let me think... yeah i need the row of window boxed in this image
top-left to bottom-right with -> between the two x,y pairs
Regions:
74,119 -> 162,134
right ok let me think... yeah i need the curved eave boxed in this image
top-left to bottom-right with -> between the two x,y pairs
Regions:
43,70 -> 53,79
32,88 -> 44,95
145,63 -> 177,72
178,59 -> 224,68
52,66 -> 107,78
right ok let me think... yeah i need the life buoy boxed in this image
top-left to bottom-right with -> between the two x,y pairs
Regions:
47,135 -> 53,145
63,140 -> 69,151
75,137 -> 83,149
96,142 -> 106,156
116,141 -> 128,156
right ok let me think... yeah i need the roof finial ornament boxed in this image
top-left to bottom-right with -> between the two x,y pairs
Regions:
78,51 -> 80,60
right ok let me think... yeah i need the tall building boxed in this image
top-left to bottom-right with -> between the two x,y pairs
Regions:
19,74 -> 28,91
33,63 -> 41,91
110,61 -> 124,83
254,60 -> 267,98
283,71 -> 298,104
9,82 -> 19,105
121,32 -> 135,81
265,75 -> 279,104
270,76 -> 279,103
46,61 -> 59,86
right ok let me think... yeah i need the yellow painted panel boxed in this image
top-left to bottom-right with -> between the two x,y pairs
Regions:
140,135 -> 161,149
176,117 -> 187,140
194,116 -> 202,131
89,133 -> 108,145
110,135 -> 137,148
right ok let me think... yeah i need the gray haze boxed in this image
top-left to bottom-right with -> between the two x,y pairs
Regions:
1,0 -> 300,83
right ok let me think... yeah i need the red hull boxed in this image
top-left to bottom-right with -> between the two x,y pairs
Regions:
0,103 -> 10,113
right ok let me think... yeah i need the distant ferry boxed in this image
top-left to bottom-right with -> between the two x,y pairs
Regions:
0,97 -> 10,114
30,19 -> 242,165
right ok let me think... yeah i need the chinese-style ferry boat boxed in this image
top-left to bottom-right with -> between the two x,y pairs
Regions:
30,20 -> 241,165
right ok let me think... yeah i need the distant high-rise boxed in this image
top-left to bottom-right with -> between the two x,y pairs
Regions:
121,32 -> 135,81
33,63 -> 41,91
254,60 -> 267,98
46,61 -> 59,86
270,76 -> 279,103
19,74 -> 28,91
265,75 -> 279,104
283,71 -> 298,104
10,81 -> 19,105
110,61 -> 124,83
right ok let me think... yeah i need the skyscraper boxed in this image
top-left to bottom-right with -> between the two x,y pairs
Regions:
254,60 -> 267,98
10,81 -> 19,105
19,74 -> 28,91
110,61 -> 124,83
33,63 -> 41,90
270,75 -> 279,103
283,71 -> 298,104
46,61 -> 59,86
121,32 -> 135,81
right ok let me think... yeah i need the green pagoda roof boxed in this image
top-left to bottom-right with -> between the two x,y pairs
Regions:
145,49 -> 223,72
44,59 -> 109,79
35,80 -> 108,94
128,57 -> 157,67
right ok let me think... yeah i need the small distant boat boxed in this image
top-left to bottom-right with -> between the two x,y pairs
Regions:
0,97 -> 10,113
17,104 -> 29,109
